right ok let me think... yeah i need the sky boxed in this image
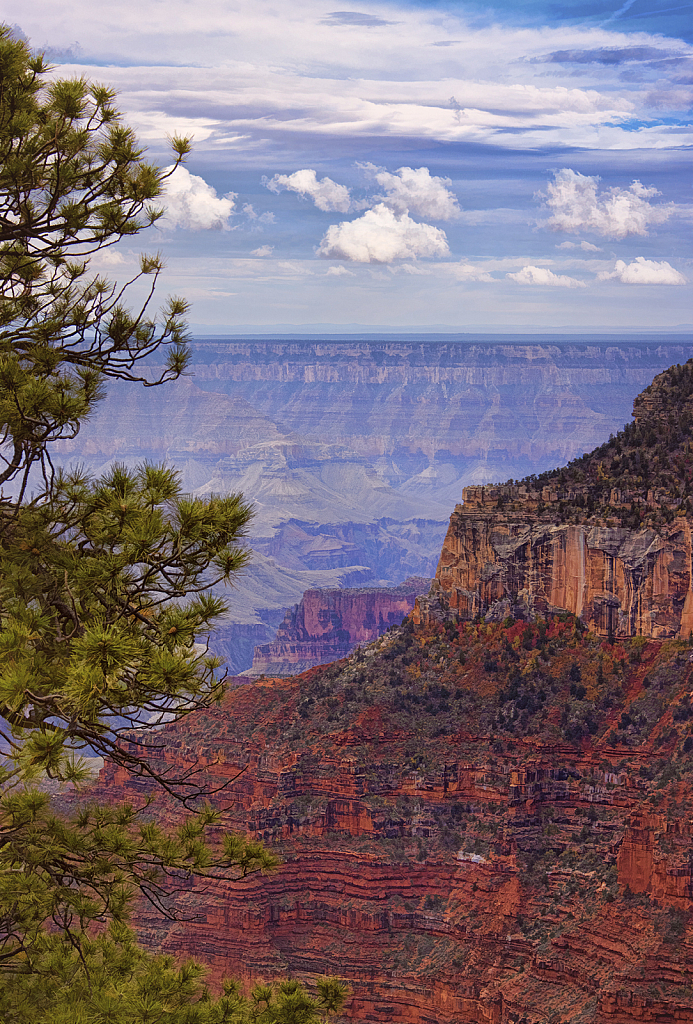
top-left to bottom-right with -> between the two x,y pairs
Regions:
7,0 -> 693,330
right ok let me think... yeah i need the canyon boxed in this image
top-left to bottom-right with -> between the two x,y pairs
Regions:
82,356 -> 693,1024
53,335 -> 693,671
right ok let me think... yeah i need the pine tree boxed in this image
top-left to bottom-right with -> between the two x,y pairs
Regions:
0,27 -> 347,1020
0,24 -> 191,500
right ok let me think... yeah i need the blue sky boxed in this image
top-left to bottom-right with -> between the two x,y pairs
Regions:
8,0 -> 693,329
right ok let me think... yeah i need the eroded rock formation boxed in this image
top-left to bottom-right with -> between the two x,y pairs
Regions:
417,492 -> 693,639
81,357 -> 693,1023
90,618 -> 693,1024
416,359 -> 693,641
249,577 -> 431,675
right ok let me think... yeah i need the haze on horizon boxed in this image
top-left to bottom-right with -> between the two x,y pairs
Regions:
8,0 -> 692,330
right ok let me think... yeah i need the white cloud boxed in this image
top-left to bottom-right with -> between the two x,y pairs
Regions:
317,204 -> 449,263
17,2 -> 693,158
326,265 -> 355,276
160,165 -> 236,231
557,240 -> 602,252
264,169 -> 351,212
243,203 -> 275,224
363,164 -> 460,220
90,249 -> 129,268
544,169 -> 673,239
449,262 -> 495,282
251,245 -> 274,257
598,257 -> 687,285
507,265 -> 586,287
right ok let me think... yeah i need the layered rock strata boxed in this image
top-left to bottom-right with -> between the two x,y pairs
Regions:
249,577 -> 431,675
90,620 -> 693,1024
416,492 -> 693,639
80,357 -> 693,1023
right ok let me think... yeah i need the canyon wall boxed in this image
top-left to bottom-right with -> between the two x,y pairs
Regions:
75,351 -> 693,1021
249,577 -> 431,675
89,617 -> 693,1024
186,337 -> 693,502
417,489 -> 693,639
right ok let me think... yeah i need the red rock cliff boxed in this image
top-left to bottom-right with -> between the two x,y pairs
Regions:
249,577 -> 431,675
415,364 -> 693,640
416,494 -> 693,639
86,615 -> 693,1024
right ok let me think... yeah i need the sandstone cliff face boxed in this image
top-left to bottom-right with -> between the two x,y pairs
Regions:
249,577 -> 431,675
417,492 -> 693,639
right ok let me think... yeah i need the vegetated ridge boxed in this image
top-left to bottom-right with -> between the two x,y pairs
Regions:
514,356 -> 693,521
88,359 -> 693,1024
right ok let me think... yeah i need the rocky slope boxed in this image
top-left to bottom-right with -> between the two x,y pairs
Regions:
248,577 -> 432,676
96,617 -> 693,1024
210,557 -> 374,675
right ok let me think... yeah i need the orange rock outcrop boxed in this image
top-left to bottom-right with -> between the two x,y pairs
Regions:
416,495 -> 693,639
88,619 -> 693,1024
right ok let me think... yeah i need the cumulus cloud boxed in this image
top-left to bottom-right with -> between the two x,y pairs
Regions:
264,169 -> 351,213
160,165 -> 236,230
507,265 -> 587,287
317,204 -> 449,262
251,245 -> 274,257
363,164 -> 460,220
598,257 -> 687,285
544,169 -> 673,239
326,265 -> 355,276
557,240 -> 602,252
